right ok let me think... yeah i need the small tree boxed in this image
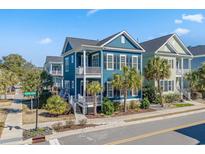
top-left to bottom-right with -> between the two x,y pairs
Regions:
86,81 -> 103,115
112,66 -> 141,112
185,71 -> 200,94
46,95 -> 69,115
144,57 -> 171,106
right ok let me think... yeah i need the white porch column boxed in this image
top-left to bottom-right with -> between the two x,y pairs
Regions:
61,63 -> 63,76
74,52 -> 77,98
181,58 -> 184,99
83,50 -> 86,97
140,54 -> 143,100
100,50 -> 103,107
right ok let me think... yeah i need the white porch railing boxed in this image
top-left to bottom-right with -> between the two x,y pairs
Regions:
77,94 -> 101,106
176,69 -> 190,75
75,67 -> 101,75
52,70 -> 62,75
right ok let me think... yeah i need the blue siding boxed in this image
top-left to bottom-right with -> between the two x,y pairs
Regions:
192,56 -> 205,70
64,53 -> 75,95
102,50 -> 142,100
105,34 -> 141,50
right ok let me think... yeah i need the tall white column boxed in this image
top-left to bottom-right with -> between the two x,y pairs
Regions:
181,58 -> 184,99
140,54 -> 143,100
100,50 -> 103,106
74,52 -> 77,98
83,50 -> 86,98
50,63 -> 52,74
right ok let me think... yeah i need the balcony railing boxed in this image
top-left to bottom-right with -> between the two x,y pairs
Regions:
75,67 -> 101,75
52,70 -> 62,75
176,69 -> 190,75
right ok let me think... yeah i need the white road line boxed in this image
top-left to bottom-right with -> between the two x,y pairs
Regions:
49,139 -> 60,145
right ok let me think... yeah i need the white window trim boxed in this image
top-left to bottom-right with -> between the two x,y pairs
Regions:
71,81 -> 74,89
120,54 -> 127,70
107,81 -> 114,98
131,88 -> 138,96
132,55 -> 138,71
106,54 -> 114,70
71,55 -> 74,63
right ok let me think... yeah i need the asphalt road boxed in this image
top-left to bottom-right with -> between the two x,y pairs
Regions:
42,111 -> 205,145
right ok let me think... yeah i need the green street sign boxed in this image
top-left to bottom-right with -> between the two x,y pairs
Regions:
23,91 -> 36,97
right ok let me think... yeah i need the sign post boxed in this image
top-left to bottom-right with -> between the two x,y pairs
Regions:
23,92 -> 37,109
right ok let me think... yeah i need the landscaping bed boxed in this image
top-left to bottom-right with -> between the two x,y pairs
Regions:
23,127 -> 52,140
86,108 -> 155,119
174,103 -> 193,108
22,107 -> 75,125
0,108 -> 8,137
0,100 -> 12,107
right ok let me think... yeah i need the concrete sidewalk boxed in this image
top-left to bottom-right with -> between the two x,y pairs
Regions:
0,100 -> 23,145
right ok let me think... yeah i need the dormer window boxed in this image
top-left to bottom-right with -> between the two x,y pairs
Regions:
121,35 -> 125,44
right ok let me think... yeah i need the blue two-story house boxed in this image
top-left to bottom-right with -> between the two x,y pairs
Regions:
61,31 -> 145,114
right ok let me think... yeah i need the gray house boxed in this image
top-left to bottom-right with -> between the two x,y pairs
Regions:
44,56 -> 64,89
188,45 -> 205,70
140,33 -> 193,99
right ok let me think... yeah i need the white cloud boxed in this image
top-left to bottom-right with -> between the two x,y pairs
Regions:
39,37 -> 52,44
182,14 -> 204,23
174,28 -> 190,36
174,19 -> 183,24
86,9 -> 100,16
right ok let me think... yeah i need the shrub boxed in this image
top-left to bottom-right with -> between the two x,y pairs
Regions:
52,122 -> 63,130
79,119 -> 87,126
129,100 -> 139,110
113,102 -> 120,112
163,93 -> 181,104
45,95 -> 70,115
39,90 -> 52,108
65,120 -> 75,127
143,84 -> 158,104
140,97 -> 150,109
102,97 -> 114,115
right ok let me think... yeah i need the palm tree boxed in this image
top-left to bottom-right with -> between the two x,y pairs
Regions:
112,66 -> 141,112
144,57 -> 171,106
86,81 -> 103,115
185,71 -> 200,94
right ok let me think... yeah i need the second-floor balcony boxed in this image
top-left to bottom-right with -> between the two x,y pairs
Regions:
75,66 -> 101,76
51,70 -> 62,76
176,69 -> 190,75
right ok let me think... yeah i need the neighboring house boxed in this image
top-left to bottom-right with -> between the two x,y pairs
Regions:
140,33 -> 193,99
44,56 -> 64,89
188,45 -> 205,70
62,31 -> 145,114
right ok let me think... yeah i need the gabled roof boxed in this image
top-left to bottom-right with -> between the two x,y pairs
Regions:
62,30 -> 145,54
140,34 -> 174,53
188,45 -> 205,56
45,56 -> 63,63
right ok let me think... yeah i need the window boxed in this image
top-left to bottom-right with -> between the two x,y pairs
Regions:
168,81 -> 172,91
172,81 -> 174,91
71,55 -> 74,63
120,55 -> 126,70
64,80 -> 70,92
107,54 -> 114,70
168,59 -> 174,69
160,80 -> 164,91
132,56 -> 138,70
161,80 -> 174,92
164,81 -> 168,92
71,81 -> 74,89
107,82 -> 113,98
92,54 -> 99,67
131,88 -> 138,96
121,36 -> 125,44
65,57 -> 69,72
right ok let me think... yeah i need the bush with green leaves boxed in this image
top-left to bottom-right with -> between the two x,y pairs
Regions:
102,97 -> 114,115
45,95 -> 70,115
143,84 -> 158,104
113,102 -> 121,112
163,93 -> 181,104
140,97 -> 150,109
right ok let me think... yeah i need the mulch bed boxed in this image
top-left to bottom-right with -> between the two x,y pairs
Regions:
23,127 -> 53,140
86,109 -> 155,119
53,124 -> 98,132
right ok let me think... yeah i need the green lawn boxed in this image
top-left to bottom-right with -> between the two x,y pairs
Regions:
174,103 -> 193,108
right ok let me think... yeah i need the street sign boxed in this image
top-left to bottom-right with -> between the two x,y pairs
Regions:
23,91 -> 36,97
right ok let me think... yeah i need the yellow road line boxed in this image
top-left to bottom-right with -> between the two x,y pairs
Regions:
106,119 -> 205,145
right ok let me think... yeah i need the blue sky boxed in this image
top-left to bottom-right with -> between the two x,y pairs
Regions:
0,9 -> 205,67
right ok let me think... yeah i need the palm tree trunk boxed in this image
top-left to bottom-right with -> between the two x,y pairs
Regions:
93,94 -> 97,116
123,90 -> 127,112
157,80 -> 163,106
